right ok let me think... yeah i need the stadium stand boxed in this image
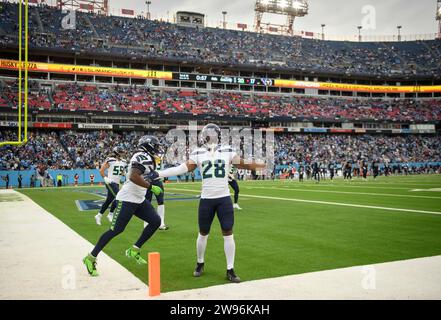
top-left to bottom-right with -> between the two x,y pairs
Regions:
1,2 -> 441,76
1,129 -> 440,171
1,80 -> 440,122
0,2 -> 440,178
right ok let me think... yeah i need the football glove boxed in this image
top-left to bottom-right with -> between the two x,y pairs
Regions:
146,171 -> 160,181
151,185 -> 163,196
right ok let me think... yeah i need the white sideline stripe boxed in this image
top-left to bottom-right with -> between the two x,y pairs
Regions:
157,255 -> 441,300
166,188 -> 441,216
0,189 -> 148,299
243,186 -> 441,200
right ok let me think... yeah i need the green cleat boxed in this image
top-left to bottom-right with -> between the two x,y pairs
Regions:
83,254 -> 99,277
125,247 -> 147,264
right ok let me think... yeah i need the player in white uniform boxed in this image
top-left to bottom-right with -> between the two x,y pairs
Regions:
95,146 -> 127,225
157,124 -> 266,283
83,136 -> 164,276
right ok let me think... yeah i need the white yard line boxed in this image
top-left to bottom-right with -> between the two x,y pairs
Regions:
167,188 -> 441,216
243,186 -> 441,200
0,189 -> 148,300
278,183 -> 425,190
157,255 -> 441,300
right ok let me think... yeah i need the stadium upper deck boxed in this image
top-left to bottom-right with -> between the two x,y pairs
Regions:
1,2 -> 441,80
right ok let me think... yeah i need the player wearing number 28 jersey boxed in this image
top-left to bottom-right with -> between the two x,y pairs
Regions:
158,124 -> 266,283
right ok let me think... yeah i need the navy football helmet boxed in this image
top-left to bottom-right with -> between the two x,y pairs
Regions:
138,135 -> 164,156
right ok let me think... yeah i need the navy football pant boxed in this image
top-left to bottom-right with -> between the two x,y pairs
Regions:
228,179 -> 239,204
99,182 -> 119,214
91,200 -> 160,257
198,196 -> 234,234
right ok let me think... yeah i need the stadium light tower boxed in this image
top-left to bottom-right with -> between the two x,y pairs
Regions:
357,25 -> 362,42
397,25 -> 402,41
146,1 -> 152,20
437,0 -> 441,38
222,11 -> 227,29
57,0 -> 109,15
254,0 -> 309,36
321,23 -> 325,40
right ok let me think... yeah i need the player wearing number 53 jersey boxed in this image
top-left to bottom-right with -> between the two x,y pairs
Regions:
83,136 -> 164,277
95,146 -> 127,225
158,124 -> 266,283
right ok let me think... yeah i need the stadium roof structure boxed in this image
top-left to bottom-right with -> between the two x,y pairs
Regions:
254,0 -> 308,35
57,0 -> 108,15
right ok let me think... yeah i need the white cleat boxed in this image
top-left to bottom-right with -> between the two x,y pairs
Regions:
233,204 -> 242,210
94,213 -> 102,226
159,225 -> 169,230
107,213 -> 113,223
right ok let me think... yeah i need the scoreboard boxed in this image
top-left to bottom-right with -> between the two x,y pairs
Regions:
173,73 -> 274,86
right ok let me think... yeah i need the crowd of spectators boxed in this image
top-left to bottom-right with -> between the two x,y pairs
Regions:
0,130 -> 72,170
59,130 -> 167,169
275,133 -> 441,166
1,129 -> 440,171
1,80 -> 52,110
1,2 -> 440,76
2,81 -> 441,122
60,130 -> 140,169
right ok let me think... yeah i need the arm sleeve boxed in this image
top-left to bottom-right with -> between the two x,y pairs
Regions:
158,163 -> 189,178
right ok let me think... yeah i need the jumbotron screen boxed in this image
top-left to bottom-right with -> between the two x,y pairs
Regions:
173,72 -> 274,86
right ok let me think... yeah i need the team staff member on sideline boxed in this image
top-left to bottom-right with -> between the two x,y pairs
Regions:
328,162 -> 335,181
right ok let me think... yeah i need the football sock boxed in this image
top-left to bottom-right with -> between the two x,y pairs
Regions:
223,235 -> 235,270
196,233 -> 208,263
157,205 -> 165,225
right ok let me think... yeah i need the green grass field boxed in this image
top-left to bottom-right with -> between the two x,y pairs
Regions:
19,175 -> 441,293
